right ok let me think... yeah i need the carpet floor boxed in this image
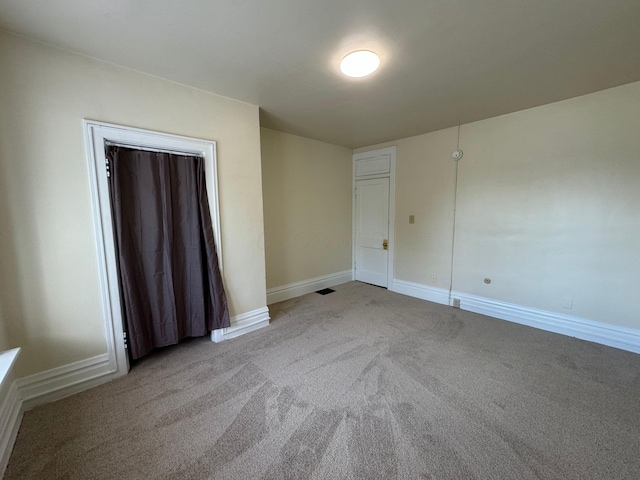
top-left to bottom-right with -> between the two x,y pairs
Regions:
6,281 -> 640,479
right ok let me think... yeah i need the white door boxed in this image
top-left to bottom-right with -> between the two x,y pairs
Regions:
355,177 -> 390,287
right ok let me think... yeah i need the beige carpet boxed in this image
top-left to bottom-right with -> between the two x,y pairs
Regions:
6,282 -> 640,479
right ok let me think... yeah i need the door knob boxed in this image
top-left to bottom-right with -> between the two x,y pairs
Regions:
382,239 -> 388,250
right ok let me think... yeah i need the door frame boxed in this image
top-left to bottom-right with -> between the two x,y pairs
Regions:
352,146 -> 396,287
83,120 -> 222,378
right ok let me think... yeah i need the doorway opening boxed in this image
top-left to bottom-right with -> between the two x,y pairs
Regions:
352,146 -> 396,289
84,121 -> 224,377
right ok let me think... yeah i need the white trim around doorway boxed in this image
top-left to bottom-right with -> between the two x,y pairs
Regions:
83,120 -> 223,379
352,146 -> 396,288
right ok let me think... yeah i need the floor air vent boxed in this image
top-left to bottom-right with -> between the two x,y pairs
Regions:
316,288 -> 335,295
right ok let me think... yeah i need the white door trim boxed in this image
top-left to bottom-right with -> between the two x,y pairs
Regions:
352,146 -> 396,287
83,120 -> 222,377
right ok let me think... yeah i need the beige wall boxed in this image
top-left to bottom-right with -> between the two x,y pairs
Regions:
0,30 -> 267,377
454,81 -> 640,329
356,81 -> 640,330
261,128 -> 352,289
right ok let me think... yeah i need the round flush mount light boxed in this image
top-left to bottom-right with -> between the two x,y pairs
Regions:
340,50 -> 380,78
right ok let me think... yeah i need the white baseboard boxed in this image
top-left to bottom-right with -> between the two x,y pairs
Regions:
390,279 -> 450,306
211,306 -> 270,343
0,381 -> 22,477
14,307 -> 273,410
17,353 -> 117,411
386,280 -> 640,354
450,291 -> 640,354
267,270 -> 353,305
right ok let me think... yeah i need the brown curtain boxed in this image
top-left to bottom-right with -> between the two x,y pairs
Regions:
106,145 -> 230,360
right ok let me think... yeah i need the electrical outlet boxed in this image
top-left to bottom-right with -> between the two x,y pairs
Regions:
409,215 -> 415,224
452,298 -> 460,308
431,275 -> 437,283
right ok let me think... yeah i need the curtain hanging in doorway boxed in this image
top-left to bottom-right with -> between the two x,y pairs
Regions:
106,146 -> 230,360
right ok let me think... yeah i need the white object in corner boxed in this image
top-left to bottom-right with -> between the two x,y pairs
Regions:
450,291 -> 640,354
0,349 -> 19,392
0,348 -> 21,477
211,307 -> 270,343
390,279 -> 450,306
266,270 -> 353,305
0,382 -> 21,477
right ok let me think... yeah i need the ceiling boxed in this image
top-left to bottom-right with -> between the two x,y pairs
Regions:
1,1 -> 640,148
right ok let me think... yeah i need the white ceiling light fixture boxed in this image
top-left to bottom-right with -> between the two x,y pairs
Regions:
340,50 -> 380,78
